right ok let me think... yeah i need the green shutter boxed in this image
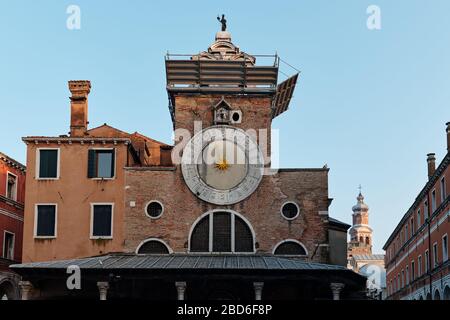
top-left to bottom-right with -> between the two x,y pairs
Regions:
88,150 -> 96,178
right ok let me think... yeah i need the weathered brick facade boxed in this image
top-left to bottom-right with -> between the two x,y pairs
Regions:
124,167 -> 331,263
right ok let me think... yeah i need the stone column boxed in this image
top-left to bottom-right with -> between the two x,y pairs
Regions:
19,281 -> 34,300
97,281 -> 109,300
253,282 -> 264,301
330,283 -> 345,300
175,282 -> 186,300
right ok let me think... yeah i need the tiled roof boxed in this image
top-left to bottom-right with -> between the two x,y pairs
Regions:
11,254 -> 350,271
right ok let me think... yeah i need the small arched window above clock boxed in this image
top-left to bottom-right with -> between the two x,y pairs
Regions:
280,201 -> 300,220
145,200 -> 164,219
273,240 -> 308,256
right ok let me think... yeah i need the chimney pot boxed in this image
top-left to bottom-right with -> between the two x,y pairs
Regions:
69,80 -> 91,137
427,153 -> 436,179
446,122 -> 450,151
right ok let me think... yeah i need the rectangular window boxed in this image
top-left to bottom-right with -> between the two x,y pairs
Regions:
406,266 -> 409,285
411,260 -> 415,282
37,149 -> 59,179
417,209 -> 421,227
443,234 -> 448,262
411,218 -> 414,236
91,204 -> 113,238
441,177 -> 446,203
6,172 -> 17,201
397,274 -> 400,290
405,226 -> 408,241
424,200 -> 429,220
2,231 -> 15,260
431,190 -> 436,213
88,149 -> 115,179
35,204 -> 57,238
425,250 -> 429,273
418,255 -> 422,276
433,242 -> 438,268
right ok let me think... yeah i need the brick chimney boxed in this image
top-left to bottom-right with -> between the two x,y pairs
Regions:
446,122 -> 450,152
427,153 -> 436,179
68,80 -> 91,137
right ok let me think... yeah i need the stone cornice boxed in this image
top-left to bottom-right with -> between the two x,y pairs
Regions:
383,152 -> 449,250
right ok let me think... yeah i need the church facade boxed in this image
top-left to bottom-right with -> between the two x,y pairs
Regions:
12,25 -> 366,300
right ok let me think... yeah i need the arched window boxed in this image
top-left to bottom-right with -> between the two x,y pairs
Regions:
434,290 -> 441,300
189,211 -> 254,253
136,239 -> 171,254
273,240 -> 307,256
359,236 -> 364,243
365,236 -> 370,245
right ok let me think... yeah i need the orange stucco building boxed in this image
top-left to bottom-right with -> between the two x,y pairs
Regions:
21,81 -> 170,262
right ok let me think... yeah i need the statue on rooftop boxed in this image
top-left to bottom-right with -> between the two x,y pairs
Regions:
217,14 -> 227,31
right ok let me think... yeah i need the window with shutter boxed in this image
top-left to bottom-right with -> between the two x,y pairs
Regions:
35,205 -> 56,237
91,204 -> 113,238
88,149 -> 115,179
38,149 -> 59,179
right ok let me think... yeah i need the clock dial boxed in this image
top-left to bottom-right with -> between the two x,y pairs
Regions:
182,125 -> 263,205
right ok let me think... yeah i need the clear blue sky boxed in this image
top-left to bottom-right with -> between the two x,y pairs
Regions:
1,1 -> 449,253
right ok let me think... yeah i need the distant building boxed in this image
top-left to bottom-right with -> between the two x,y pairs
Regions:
0,152 -> 26,300
383,123 -> 450,300
347,192 -> 386,299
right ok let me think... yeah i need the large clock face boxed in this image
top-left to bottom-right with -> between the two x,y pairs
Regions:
181,125 -> 263,205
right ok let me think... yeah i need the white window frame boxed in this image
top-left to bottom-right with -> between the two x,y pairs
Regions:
280,201 -> 300,221
2,231 -> 15,260
441,177 -> 446,203
433,242 -> 438,268
272,239 -> 308,257
406,266 -> 409,285
411,260 -> 415,282
442,234 -> 448,262
188,209 -> 256,254
401,270 -> 405,288
36,148 -> 60,180
5,171 -> 18,201
89,148 -> 116,180
418,255 -> 422,277
135,238 -> 173,254
34,203 -> 58,239
431,189 -> 436,213
90,203 -> 114,239
425,249 -> 430,273
417,209 -> 421,227
144,200 -> 164,219
424,200 -> 429,219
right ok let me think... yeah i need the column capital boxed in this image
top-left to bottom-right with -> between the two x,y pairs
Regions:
330,282 -> 345,300
253,281 -> 264,301
19,281 -> 34,300
175,281 -> 187,300
97,281 -> 109,300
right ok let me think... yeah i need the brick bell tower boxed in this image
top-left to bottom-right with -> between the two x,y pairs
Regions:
165,20 -> 298,167
348,191 -> 373,256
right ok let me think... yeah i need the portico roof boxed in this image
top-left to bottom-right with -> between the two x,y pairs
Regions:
12,253 -> 354,273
